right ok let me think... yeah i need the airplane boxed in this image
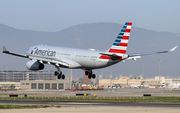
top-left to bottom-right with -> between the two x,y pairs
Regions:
130,85 -> 140,89
2,22 -> 177,79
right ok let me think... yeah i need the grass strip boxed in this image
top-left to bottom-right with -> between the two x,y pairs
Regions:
0,93 -> 41,95
0,105 -> 60,109
0,96 -> 180,103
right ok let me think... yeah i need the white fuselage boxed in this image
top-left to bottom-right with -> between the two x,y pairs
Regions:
26,45 -> 121,70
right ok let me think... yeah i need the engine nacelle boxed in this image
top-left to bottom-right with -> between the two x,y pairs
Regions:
26,60 -> 44,71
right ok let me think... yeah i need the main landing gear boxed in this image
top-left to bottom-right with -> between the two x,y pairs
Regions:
85,70 -> 96,79
54,66 -> 65,79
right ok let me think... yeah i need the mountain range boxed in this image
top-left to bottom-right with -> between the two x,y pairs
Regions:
0,22 -> 179,79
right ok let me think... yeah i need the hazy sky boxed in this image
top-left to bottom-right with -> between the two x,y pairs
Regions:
0,0 -> 180,33
0,0 -> 180,78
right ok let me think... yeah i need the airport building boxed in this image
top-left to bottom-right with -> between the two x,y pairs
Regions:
164,79 -> 180,89
1,70 -> 180,89
99,75 -> 180,88
99,76 -> 165,87
99,76 -> 146,86
0,70 -> 56,82
0,70 -> 72,90
20,80 -> 71,90
0,82 -> 21,89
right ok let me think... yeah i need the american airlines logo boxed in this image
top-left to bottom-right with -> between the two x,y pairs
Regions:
33,47 -> 56,57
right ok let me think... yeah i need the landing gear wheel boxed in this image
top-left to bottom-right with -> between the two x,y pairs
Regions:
85,71 -> 89,76
59,71 -> 62,76
92,74 -> 96,79
88,75 -> 91,79
57,74 -> 61,79
54,71 -> 59,76
85,70 -> 96,79
62,74 -> 65,79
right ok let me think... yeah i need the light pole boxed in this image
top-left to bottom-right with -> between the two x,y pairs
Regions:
6,64 -> 8,72
158,60 -> 161,84
70,69 -> 72,82
110,67 -> 112,86
142,63 -> 144,78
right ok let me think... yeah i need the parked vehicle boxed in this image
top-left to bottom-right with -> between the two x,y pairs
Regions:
76,86 -> 104,90
112,86 -> 121,88
97,86 -> 104,90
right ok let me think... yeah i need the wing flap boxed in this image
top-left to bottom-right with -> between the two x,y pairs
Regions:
29,56 -> 69,68
29,56 -> 81,68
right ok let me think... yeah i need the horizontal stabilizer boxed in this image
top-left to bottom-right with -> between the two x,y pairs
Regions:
99,52 -> 128,60
127,56 -> 141,61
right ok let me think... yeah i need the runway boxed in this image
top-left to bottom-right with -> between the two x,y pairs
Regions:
2,88 -> 180,97
0,100 -> 180,108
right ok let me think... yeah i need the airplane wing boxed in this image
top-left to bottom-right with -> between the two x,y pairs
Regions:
100,46 -> 177,61
127,46 -> 177,60
2,46 -> 28,58
2,46 -> 81,68
29,56 -> 69,68
28,56 -> 81,68
2,46 -> 69,67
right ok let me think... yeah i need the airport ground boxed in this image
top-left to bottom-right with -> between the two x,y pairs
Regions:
1,88 -> 180,97
0,88 -> 180,113
0,107 -> 180,113
0,101 -> 180,113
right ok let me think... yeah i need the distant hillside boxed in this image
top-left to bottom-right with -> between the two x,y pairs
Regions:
0,23 -> 179,78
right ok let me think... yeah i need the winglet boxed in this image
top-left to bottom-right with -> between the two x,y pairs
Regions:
169,46 -> 178,52
3,46 -> 7,52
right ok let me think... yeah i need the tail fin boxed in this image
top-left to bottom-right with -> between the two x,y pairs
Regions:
108,22 -> 132,54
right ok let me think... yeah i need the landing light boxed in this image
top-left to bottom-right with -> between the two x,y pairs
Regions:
89,49 -> 95,51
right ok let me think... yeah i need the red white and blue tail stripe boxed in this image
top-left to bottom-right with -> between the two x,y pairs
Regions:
108,22 -> 132,54
99,22 -> 132,60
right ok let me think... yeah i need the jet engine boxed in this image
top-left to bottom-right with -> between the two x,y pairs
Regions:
26,60 -> 44,70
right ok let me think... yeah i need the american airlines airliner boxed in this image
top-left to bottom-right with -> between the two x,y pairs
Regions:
2,22 -> 177,79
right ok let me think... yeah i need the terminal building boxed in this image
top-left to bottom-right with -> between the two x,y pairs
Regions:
0,70 -> 180,89
0,82 -> 21,89
20,80 -> 71,90
0,70 -> 71,90
165,79 -> 180,89
99,75 -> 180,88
0,70 -> 56,82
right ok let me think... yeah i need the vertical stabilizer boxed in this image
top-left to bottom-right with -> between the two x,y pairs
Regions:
108,22 -> 132,55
